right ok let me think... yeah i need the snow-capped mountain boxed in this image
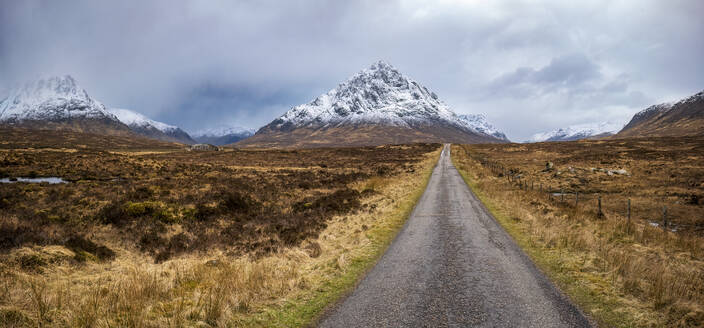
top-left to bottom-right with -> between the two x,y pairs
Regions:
618,90 -> 704,137
108,108 -> 195,144
240,61 -> 506,147
0,75 -> 124,127
0,75 -> 196,143
191,125 -> 255,145
530,122 -> 623,142
458,114 -> 508,141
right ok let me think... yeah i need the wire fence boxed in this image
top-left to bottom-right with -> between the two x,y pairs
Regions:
467,153 -> 704,235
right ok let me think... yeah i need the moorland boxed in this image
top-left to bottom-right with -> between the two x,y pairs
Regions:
0,127 -> 441,327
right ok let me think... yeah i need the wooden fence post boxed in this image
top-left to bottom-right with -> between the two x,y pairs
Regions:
598,196 -> 603,217
662,206 -> 668,232
627,198 -> 631,233
561,188 -> 564,202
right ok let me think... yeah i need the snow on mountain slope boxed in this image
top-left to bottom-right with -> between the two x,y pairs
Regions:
684,90 -> 704,103
625,103 -> 674,128
266,61 -> 489,134
109,108 -> 195,144
109,108 -> 178,132
192,126 -> 255,138
0,75 -> 117,123
191,125 -> 255,145
530,122 -> 623,142
458,114 -> 508,141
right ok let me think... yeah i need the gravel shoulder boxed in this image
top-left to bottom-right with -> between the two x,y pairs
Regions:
318,144 -> 593,328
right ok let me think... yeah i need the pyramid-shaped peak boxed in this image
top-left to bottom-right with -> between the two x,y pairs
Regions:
265,60 -> 489,136
365,60 -> 402,76
242,61 -> 509,146
369,60 -> 396,70
346,60 -> 401,81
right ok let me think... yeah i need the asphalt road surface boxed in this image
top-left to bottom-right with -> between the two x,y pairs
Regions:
318,144 -> 593,328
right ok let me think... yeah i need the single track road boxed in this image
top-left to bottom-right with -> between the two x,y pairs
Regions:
318,144 -> 592,328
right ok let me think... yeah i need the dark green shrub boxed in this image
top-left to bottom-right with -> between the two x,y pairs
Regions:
126,186 -> 153,201
98,200 -> 127,225
219,191 -> 259,213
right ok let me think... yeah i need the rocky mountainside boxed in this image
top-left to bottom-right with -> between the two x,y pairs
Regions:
530,122 -> 623,142
617,90 -> 704,137
191,126 -> 255,145
109,108 -> 195,144
0,75 -> 130,135
237,61 -> 507,147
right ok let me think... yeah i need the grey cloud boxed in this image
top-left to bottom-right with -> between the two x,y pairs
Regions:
159,82 -> 318,133
488,53 -> 602,97
0,0 -> 702,141
534,54 -> 601,85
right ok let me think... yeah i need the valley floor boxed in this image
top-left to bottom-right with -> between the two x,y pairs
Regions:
3,129 -> 703,327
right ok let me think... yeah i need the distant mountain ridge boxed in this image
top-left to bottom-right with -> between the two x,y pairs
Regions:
109,108 -> 195,144
238,61 -> 507,147
530,122 -> 623,142
191,126 -> 255,145
617,90 -> 704,137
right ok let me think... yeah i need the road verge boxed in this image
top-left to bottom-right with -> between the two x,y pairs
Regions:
451,144 -> 647,327
242,145 -> 443,327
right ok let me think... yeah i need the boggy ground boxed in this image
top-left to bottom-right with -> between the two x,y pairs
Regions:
0,128 -> 441,327
453,137 -> 704,327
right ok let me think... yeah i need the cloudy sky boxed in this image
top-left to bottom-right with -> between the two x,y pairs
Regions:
1,0 -> 702,140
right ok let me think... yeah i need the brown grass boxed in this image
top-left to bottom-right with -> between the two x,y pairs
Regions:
0,128 -> 441,327
452,139 -> 704,327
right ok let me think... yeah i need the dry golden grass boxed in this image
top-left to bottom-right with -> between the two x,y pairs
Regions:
0,145 -> 441,327
459,137 -> 704,229
452,142 -> 704,327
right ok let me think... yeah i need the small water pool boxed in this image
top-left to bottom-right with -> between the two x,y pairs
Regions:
0,177 -> 68,184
